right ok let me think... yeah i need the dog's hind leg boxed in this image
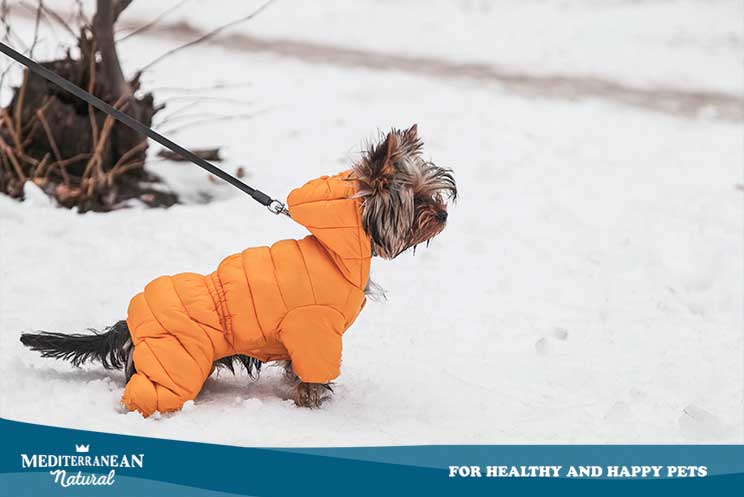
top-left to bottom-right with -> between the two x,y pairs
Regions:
122,332 -> 213,417
122,276 -> 223,416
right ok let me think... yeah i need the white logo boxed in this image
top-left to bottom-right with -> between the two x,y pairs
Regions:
20,444 -> 144,487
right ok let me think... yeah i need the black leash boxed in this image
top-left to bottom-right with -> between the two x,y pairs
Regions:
0,41 -> 288,216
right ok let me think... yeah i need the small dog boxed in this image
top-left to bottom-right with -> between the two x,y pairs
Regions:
20,124 -> 456,415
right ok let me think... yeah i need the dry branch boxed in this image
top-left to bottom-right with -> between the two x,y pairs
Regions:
118,0 -> 191,42
0,0 -> 176,211
19,1 -> 77,40
28,1 -> 42,57
0,0 -> 267,211
157,147 -> 221,162
140,0 -> 276,72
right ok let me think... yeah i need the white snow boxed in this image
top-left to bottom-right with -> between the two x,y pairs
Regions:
0,1 -> 741,445
11,0 -> 742,94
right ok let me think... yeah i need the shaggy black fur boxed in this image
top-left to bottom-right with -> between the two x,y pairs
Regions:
212,354 -> 262,379
20,320 -> 131,369
20,320 -> 263,379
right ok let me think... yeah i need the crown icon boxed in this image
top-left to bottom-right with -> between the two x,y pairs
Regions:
75,444 -> 90,453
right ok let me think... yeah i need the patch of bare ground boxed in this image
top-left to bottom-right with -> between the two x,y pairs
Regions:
139,19 -> 743,121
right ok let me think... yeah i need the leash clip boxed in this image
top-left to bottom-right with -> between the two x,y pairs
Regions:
267,199 -> 289,216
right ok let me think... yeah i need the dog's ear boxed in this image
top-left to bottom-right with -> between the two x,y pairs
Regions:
357,132 -> 399,194
381,132 -> 398,179
398,124 -> 423,161
404,123 -> 418,142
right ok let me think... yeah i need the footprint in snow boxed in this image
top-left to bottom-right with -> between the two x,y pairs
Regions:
678,405 -> 730,441
552,327 -> 568,340
535,337 -> 551,356
535,327 -> 569,356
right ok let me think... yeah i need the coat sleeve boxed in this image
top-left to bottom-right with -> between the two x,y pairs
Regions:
278,306 -> 346,384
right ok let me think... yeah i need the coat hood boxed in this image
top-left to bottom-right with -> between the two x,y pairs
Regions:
286,170 -> 372,289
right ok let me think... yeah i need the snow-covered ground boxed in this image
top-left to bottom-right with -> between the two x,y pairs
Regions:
12,0 -> 743,95
0,2 -> 742,445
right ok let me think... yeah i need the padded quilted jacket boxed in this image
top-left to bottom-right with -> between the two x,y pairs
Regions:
122,170 -> 371,416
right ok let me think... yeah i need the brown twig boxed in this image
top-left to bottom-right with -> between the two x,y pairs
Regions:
46,152 -> 90,178
20,96 -> 50,144
36,108 -> 70,184
13,70 -> 28,146
82,96 -> 128,194
0,0 -> 9,42
6,28 -> 29,53
159,111 -> 262,134
19,1 -> 76,40
0,134 -> 26,181
35,109 -> 63,163
31,152 -> 50,178
0,0 -> 11,91
156,110 -> 223,127
151,97 -> 252,128
73,0 -> 89,26
140,0 -> 277,73
0,149 -> 11,176
111,139 -> 147,170
117,0 -> 191,42
158,147 -> 221,162
28,0 -> 43,58
1,109 -> 22,151
108,159 -> 144,180
14,149 -> 43,168
87,40 -> 99,148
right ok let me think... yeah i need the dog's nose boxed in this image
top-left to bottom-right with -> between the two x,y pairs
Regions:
437,210 -> 448,222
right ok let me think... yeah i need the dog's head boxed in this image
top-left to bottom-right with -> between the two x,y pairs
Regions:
352,124 -> 457,259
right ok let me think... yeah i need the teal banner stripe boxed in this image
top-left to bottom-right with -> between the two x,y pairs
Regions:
1,472 -> 744,497
2,418 -> 743,496
1,473 -> 250,497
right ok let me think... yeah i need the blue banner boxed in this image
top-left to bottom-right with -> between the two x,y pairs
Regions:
1,418 -> 742,496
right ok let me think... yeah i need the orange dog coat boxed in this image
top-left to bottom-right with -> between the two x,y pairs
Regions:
122,171 -> 371,416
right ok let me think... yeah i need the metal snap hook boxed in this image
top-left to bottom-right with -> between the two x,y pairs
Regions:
267,199 -> 290,216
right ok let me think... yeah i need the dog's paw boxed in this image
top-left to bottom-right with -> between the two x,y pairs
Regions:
293,382 -> 333,408
281,361 -> 300,384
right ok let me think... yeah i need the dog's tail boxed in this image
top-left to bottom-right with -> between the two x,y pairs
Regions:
20,320 -> 131,370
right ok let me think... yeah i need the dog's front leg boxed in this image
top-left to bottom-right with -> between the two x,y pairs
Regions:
281,360 -> 300,383
293,381 -> 333,408
282,361 -> 333,408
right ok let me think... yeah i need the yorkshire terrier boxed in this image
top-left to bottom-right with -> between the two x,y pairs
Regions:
20,124 -> 457,415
